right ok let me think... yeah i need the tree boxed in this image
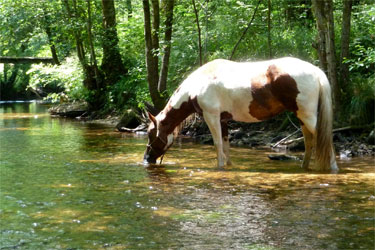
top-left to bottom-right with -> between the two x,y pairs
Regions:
142,0 -> 175,111
101,0 -> 127,85
312,0 -> 339,110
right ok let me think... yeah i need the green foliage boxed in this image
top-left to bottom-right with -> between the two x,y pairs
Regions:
346,75 -> 375,125
344,43 -> 375,75
102,62 -> 150,111
341,2 -> 375,125
26,56 -> 85,102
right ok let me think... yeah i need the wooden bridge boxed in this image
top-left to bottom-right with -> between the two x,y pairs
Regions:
0,57 -> 56,64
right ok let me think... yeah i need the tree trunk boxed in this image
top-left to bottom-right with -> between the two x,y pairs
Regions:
340,0 -> 352,91
325,0 -> 339,109
312,0 -> 339,110
312,0 -> 328,72
192,0 -> 202,66
267,0 -> 272,59
143,0 -> 165,110
101,0 -> 126,85
158,0 -> 175,93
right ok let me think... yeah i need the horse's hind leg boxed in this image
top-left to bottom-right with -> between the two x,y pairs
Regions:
203,112 -> 226,168
301,125 -> 314,170
221,121 -> 232,165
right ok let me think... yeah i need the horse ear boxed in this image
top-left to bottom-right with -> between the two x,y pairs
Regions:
148,112 -> 157,125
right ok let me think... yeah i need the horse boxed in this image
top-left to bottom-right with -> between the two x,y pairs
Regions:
143,57 -> 338,172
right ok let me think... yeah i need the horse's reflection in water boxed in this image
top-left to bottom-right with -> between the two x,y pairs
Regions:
145,164 -> 172,183
144,57 -> 338,172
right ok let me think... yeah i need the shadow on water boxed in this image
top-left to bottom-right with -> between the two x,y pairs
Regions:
0,103 -> 374,249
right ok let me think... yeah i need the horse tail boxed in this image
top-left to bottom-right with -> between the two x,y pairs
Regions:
315,72 -> 337,171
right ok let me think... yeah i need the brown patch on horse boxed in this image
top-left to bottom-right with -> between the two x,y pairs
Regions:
267,65 -> 299,112
220,111 -> 233,121
220,112 -> 232,142
249,65 -> 299,120
160,97 -> 201,135
221,121 -> 229,141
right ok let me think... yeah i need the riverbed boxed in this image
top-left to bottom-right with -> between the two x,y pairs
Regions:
1,102 -> 374,249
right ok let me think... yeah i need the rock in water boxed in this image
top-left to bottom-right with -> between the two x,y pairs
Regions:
116,109 -> 142,131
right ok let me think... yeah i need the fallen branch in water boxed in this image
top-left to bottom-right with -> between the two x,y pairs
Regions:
117,124 -> 147,133
271,129 -> 301,148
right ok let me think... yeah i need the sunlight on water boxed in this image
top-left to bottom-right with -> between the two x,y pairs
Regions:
0,103 -> 374,249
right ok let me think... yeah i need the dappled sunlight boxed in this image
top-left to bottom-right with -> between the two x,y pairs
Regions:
32,208 -> 85,225
0,113 -> 49,119
79,154 -> 140,164
153,206 -> 184,218
31,208 -> 115,234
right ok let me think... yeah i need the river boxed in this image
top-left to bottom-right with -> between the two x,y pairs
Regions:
0,102 -> 374,249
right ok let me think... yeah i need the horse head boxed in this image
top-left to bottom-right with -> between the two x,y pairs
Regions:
143,112 -> 174,164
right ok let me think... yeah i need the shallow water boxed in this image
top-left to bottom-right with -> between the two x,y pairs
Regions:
0,103 -> 374,249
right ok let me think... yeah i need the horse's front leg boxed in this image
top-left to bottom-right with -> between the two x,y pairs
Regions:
203,112 -> 226,168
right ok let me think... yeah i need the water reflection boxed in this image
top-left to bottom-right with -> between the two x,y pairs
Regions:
0,103 -> 374,249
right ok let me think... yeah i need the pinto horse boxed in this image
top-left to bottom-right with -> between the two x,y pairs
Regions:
144,57 -> 338,172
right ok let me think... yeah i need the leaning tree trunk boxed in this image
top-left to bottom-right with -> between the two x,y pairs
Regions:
192,0 -> 203,66
101,0 -> 127,85
158,0 -> 175,93
62,0 -> 95,90
230,0 -> 261,60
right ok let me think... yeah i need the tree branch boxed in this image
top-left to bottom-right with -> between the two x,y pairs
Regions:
229,0 -> 261,60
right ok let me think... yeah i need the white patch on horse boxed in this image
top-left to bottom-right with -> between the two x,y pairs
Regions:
169,88 -> 190,110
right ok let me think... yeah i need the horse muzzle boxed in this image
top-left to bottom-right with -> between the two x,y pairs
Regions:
143,152 -> 157,165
